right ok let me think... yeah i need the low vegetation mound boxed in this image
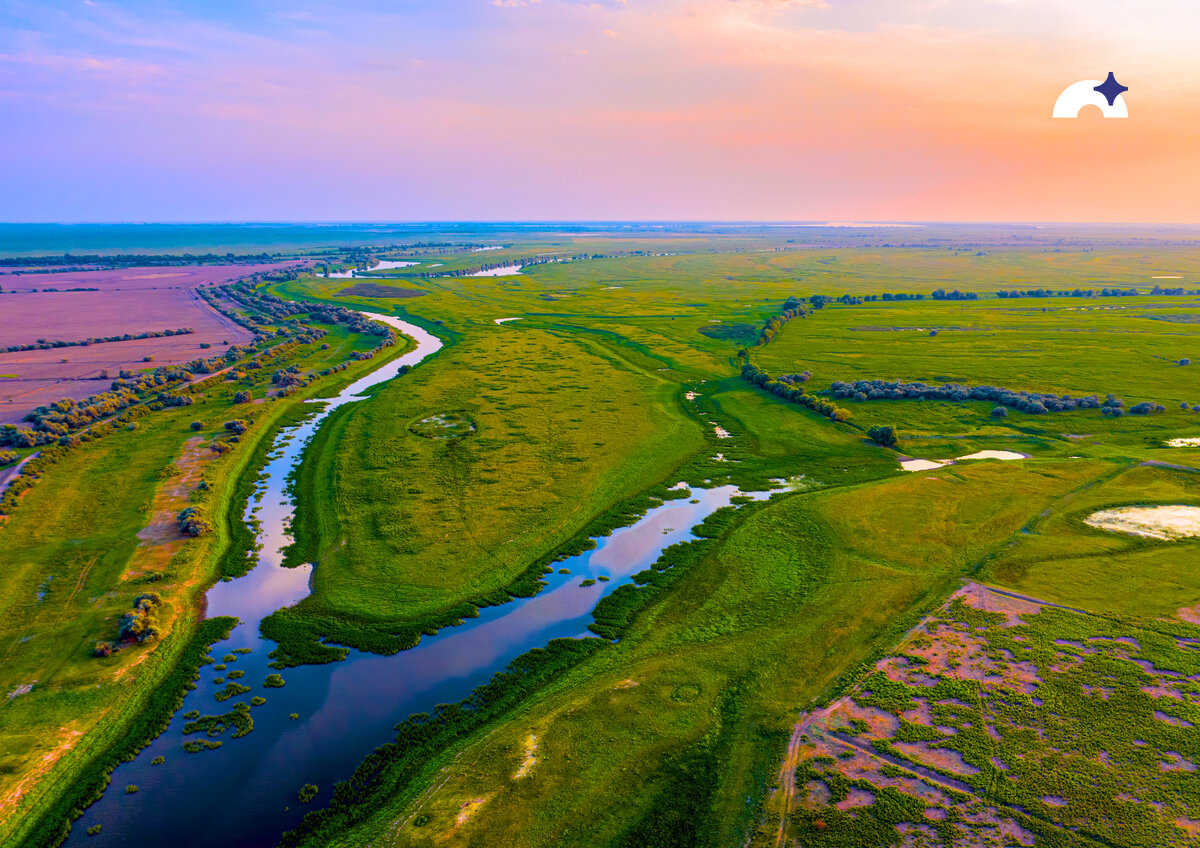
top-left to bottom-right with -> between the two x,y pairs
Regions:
409,411 -> 476,440
697,323 -> 758,344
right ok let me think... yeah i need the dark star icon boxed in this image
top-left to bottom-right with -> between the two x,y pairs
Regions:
1094,72 -> 1128,107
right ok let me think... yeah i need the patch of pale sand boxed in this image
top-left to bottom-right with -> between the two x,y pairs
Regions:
1154,709 -> 1193,726
493,317 -> 522,324
958,583 -> 1042,627
1042,795 -> 1067,807
901,699 -> 934,727
956,808 -> 1036,847
614,678 -> 639,689
892,741 -> 980,776
835,787 -> 875,811
802,739 -> 949,807
1135,658 -> 1187,678
513,734 -> 538,779
711,423 -> 731,438
937,697 -> 972,709
900,458 -> 950,472
876,656 -> 939,688
1167,437 -> 1200,447
923,807 -> 947,820
1177,817 -> 1200,835
1089,635 -> 1142,651
1085,505 -> 1200,541
1053,639 -> 1094,653
955,450 -> 1027,461
804,779 -> 831,808
990,756 -> 1008,770
1179,606 -> 1200,626
826,698 -> 900,738
1143,686 -> 1185,700
1160,751 -> 1197,772
684,391 -> 697,400
454,795 -> 491,828
895,823 -> 939,847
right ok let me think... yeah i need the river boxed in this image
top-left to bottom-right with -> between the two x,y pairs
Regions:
67,314 -> 774,847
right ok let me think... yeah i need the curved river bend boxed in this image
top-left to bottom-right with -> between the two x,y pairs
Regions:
68,314 -> 774,847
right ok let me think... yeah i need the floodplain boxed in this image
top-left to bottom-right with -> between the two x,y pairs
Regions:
2,224 -> 1200,848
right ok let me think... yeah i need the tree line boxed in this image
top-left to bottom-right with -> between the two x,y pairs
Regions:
0,327 -> 194,354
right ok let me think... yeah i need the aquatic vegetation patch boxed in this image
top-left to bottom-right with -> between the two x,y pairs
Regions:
182,739 -> 224,754
214,682 -> 252,703
183,702 -> 253,739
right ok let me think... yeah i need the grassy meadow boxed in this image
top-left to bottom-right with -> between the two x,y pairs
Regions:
260,241 -> 1200,848
9,232 -> 1200,848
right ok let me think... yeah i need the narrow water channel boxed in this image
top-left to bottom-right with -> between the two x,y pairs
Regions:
68,314 -> 774,847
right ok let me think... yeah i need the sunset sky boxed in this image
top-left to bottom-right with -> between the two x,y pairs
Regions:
2,0 -> 1198,222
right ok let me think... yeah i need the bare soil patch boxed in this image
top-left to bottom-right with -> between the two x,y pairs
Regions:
0,264 -> 284,423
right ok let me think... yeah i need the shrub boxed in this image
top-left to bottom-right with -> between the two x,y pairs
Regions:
93,641 -> 115,658
1182,359 -> 1191,366
1183,402 -> 1191,410
867,425 -> 899,448
190,420 -> 205,430
991,406 -> 1008,418
177,506 -> 213,537
298,784 -> 319,803
0,450 -> 16,466
233,390 -> 251,403
125,785 -> 138,794
151,756 -> 164,765
263,674 -> 286,688
251,696 -> 267,706
118,593 -> 163,643
224,419 -> 247,434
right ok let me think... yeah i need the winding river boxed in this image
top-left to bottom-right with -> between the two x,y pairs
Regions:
67,314 -> 774,847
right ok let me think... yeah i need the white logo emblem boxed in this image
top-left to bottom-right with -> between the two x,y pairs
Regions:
1053,72 -> 1129,118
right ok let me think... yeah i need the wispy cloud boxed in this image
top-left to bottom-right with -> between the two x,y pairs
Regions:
1,0 -> 1197,220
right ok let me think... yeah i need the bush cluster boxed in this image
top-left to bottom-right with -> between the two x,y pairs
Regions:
177,506 -> 213,537
830,379 -> 1106,414
741,364 -> 850,422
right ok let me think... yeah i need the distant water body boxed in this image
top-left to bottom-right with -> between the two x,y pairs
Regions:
0,223 -> 520,258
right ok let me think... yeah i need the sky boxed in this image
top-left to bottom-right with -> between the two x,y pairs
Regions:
2,0 -> 1199,223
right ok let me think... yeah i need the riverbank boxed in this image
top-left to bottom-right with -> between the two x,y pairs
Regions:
1,316 -> 416,848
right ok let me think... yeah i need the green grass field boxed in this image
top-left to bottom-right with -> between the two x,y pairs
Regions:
9,232 -> 1200,848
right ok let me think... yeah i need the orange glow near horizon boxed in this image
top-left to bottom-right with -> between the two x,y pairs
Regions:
3,0 -> 1199,221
